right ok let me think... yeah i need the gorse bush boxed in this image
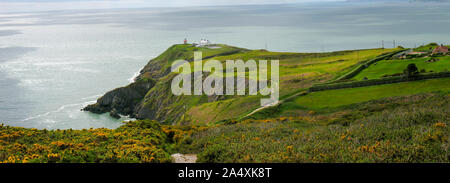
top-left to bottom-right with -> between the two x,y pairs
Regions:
0,120 -> 174,163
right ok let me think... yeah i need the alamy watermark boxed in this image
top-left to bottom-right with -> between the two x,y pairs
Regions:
171,51 -> 279,107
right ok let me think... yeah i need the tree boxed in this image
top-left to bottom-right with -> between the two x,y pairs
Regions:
404,63 -> 419,77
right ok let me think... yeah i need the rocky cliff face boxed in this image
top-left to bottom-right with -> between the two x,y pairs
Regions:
82,79 -> 155,118
83,44 -> 247,123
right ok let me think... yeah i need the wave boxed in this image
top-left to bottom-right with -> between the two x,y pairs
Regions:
80,94 -> 102,100
22,97 -> 98,122
128,70 -> 140,83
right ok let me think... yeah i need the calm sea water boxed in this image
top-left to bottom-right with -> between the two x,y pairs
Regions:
0,2 -> 449,129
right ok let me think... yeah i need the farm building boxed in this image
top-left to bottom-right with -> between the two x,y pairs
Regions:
408,51 -> 426,55
432,45 -> 448,54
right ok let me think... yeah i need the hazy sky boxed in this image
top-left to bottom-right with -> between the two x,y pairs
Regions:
0,0 -> 343,12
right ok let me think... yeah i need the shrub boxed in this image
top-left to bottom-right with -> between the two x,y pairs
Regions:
404,63 -> 419,77
198,143 -> 227,163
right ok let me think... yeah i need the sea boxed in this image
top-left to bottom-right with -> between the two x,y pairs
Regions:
0,2 -> 449,129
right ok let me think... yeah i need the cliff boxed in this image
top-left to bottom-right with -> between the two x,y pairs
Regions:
84,44 -> 401,125
83,44 -> 248,124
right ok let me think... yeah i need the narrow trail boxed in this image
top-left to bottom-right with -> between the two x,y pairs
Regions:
243,90 -> 307,118
171,153 -> 197,163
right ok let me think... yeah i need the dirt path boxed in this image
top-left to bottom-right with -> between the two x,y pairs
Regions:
171,153 -> 197,163
243,91 -> 307,118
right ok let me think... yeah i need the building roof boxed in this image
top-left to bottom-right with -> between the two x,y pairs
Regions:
432,45 -> 449,54
408,52 -> 426,55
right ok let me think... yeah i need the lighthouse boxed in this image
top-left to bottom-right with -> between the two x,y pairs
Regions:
184,38 -> 187,44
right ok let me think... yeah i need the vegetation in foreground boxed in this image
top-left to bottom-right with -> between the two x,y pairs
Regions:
0,120 -> 181,163
180,93 -> 449,163
1,93 -> 448,163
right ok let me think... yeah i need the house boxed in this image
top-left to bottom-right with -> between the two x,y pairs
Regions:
432,45 -> 448,54
393,49 -> 412,59
407,51 -> 426,55
196,39 -> 210,47
191,39 -> 218,48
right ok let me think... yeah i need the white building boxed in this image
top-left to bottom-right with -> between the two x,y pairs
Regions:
197,39 -> 210,47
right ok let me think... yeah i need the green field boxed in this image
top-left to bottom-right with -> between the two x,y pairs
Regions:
192,47 -> 399,94
293,77 -> 450,109
353,56 -> 450,81
174,46 -> 399,124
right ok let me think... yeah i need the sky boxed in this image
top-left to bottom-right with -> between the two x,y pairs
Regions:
0,0 -> 343,12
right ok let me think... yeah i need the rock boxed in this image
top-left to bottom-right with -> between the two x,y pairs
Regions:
109,110 -> 121,119
171,153 -> 197,163
81,103 -> 108,114
82,78 -> 155,117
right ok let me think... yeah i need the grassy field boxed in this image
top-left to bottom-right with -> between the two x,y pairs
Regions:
353,56 -> 450,80
292,78 -> 450,110
187,96 -> 262,125
178,46 -> 399,124
200,47 -> 400,94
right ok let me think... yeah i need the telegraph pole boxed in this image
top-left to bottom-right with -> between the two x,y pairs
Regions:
356,50 -> 359,62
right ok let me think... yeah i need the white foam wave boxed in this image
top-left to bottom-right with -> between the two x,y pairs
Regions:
22,102 -> 81,121
128,70 -> 140,83
22,98 -> 97,122
80,94 -> 103,100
